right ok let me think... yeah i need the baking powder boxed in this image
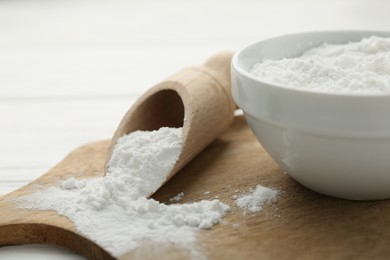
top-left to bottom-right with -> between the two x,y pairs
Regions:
235,185 -> 278,213
17,127 -> 230,258
250,36 -> 390,94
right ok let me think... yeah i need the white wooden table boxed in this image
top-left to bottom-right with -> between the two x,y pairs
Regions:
0,0 -> 388,258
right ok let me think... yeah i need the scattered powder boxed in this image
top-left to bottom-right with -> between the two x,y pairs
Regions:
232,223 -> 240,229
16,127 -> 230,257
169,192 -> 184,202
250,36 -> 390,94
60,176 -> 86,190
235,185 -> 278,213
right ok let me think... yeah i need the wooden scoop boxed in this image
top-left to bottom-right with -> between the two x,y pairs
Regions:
105,52 -> 236,195
0,53 -> 235,259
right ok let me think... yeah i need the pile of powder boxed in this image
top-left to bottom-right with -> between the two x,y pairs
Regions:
17,127 -> 229,258
250,36 -> 390,94
235,185 -> 278,213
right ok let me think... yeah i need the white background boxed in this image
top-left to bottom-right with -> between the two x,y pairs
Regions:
0,0 -> 389,258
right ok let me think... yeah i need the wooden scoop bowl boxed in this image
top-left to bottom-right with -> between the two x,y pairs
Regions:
105,52 -> 236,195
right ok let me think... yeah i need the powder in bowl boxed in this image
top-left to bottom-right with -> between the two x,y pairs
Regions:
250,36 -> 390,94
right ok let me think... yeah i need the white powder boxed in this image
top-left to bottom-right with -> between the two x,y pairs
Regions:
235,185 -> 278,213
169,192 -> 184,202
16,127 -> 230,257
250,36 -> 390,94
106,127 -> 183,199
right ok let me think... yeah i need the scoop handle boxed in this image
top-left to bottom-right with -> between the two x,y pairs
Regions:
199,52 -> 238,109
203,51 -> 233,86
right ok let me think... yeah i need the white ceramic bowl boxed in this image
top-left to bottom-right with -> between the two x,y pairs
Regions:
232,30 -> 390,200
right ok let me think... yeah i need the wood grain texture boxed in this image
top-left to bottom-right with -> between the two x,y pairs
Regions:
2,116 -> 390,259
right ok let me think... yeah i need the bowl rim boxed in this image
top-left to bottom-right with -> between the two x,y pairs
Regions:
232,30 -> 390,98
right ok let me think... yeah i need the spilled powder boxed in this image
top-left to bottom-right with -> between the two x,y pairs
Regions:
169,192 -> 184,202
250,36 -> 390,94
235,185 -> 278,213
16,127 -> 230,257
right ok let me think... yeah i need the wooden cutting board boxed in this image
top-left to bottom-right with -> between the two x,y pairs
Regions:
1,116 -> 390,259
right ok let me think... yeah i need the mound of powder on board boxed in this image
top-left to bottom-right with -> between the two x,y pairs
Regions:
250,36 -> 390,94
16,127 -> 230,258
235,185 -> 278,213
